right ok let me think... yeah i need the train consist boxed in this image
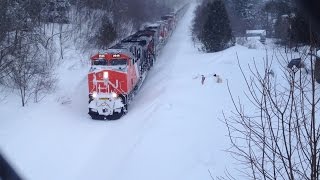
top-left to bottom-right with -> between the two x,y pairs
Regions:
87,4 -> 189,120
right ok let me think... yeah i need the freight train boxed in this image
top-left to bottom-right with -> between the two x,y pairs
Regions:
87,4 -> 189,120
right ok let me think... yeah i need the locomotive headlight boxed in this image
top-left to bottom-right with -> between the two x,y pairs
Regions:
103,71 -> 109,79
92,91 -> 98,98
111,92 -> 118,98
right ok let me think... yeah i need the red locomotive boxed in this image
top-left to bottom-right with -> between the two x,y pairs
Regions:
87,4 -> 189,120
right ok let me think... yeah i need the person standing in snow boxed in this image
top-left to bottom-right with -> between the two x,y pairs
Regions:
201,75 -> 205,85
213,74 -> 222,83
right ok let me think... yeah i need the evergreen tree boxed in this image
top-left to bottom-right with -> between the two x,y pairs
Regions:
233,0 -> 258,32
197,0 -> 233,52
271,1 -> 319,46
289,12 -> 317,45
0,0 -> 9,42
95,16 -> 117,48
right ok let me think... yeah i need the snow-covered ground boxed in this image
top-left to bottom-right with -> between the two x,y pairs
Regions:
0,3 -> 280,180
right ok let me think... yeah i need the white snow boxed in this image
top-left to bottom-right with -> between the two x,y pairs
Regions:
0,3 -> 280,180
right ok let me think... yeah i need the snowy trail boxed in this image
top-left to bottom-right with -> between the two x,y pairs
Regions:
0,2 -> 266,180
72,4 -> 217,180
74,3 -> 234,180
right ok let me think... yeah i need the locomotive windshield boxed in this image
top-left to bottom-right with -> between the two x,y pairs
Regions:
110,59 -> 127,66
92,59 -> 127,66
93,59 -> 107,65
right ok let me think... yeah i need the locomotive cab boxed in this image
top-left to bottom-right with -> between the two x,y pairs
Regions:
88,53 -> 133,120
91,54 -> 129,70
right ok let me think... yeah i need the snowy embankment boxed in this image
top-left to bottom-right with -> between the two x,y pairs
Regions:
0,3 -> 279,180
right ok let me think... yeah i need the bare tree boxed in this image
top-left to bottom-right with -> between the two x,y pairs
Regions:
6,30 -> 56,106
224,48 -> 320,180
0,46 -> 14,83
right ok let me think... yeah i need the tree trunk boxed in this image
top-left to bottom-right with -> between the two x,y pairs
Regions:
315,58 -> 320,84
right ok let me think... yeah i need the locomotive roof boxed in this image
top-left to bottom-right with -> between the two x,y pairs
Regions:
145,26 -> 159,31
161,15 -> 174,20
157,20 -> 169,25
121,38 -> 147,46
145,26 -> 160,32
144,23 -> 160,28
107,48 -> 130,54
121,31 -> 153,46
107,45 -> 132,56
90,48 -> 132,60
110,43 -> 132,50
134,30 -> 156,37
